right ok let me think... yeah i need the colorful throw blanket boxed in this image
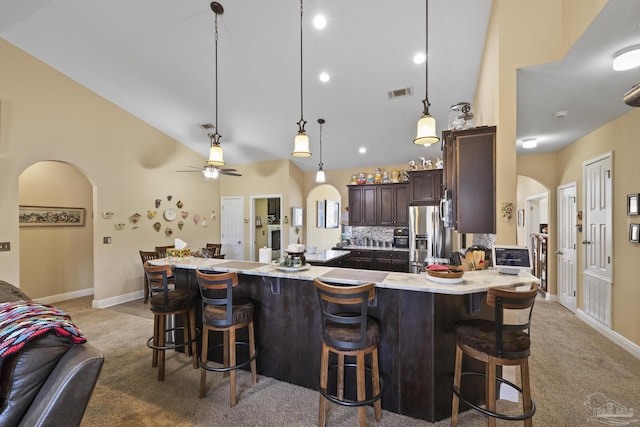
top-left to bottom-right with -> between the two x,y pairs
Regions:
0,301 -> 86,359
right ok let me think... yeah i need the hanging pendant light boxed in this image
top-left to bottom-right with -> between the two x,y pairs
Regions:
292,0 -> 312,157
315,118 -> 326,183
207,2 -> 226,166
413,0 -> 439,145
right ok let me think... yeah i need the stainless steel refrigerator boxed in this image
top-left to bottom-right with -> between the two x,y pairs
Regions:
409,205 -> 452,273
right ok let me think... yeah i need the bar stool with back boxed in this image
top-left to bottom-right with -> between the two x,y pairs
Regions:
314,279 -> 383,427
139,250 -> 175,303
155,245 -> 174,258
451,282 -> 538,426
143,262 -> 198,381
195,270 -> 258,407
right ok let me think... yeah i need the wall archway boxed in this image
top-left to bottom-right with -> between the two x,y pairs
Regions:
19,160 -> 94,301
306,184 -> 341,251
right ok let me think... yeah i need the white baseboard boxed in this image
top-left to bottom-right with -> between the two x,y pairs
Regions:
35,287 -> 94,305
92,290 -> 144,309
577,309 -> 640,360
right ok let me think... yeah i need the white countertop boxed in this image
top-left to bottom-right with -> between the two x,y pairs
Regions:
305,249 -> 350,263
336,245 -> 409,252
150,257 -> 538,295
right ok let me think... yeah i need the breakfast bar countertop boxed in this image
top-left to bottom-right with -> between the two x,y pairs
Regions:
304,249 -> 350,264
150,257 -> 538,295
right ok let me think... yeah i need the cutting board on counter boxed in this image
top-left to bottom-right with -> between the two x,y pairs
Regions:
320,269 -> 389,283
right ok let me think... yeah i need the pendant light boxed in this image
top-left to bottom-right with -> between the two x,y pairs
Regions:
413,0 -> 439,145
207,2 -> 225,166
292,0 -> 312,157
315,118 -> 326,183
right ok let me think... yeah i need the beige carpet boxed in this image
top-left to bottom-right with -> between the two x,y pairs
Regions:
54,296 -> 640,426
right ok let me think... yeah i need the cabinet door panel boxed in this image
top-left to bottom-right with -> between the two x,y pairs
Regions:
409,170 -> 442,205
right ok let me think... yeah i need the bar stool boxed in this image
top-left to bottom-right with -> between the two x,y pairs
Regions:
143,262 -> 198,381
314,279 -> 383,427
451,282 -> 538,427
195,270 -> 258,407
139,250 -> 175,303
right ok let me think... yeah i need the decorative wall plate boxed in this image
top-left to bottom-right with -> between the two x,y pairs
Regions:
178,221 -> 184,231
176,200 -> 183,208
155,199 -> 161,208
164,208 -> 176,221
102,211 -> 114,219
193,214 -> 200,224
153,222 -> 161,232
181,211 -> 189,219
147,210 -> 156,219
165,227 -> 173,236
114,223 -> 125,230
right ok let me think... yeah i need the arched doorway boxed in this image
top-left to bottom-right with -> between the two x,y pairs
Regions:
19,161 -> 94,301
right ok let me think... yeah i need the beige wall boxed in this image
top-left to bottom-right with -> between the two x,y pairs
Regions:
306,184 -> 342,251
1,40 -> 221,303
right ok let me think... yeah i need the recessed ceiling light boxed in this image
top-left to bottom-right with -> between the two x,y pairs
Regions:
413,52 -> 426,65
319,72 -> 330,82
313,14 -> 327,30
522,138 -> 538,149
613,45 -> 640,71
359,147 -> 367,154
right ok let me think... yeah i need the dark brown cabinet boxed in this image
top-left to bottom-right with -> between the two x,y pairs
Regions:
408,169 -> 443,205
443,126 -> 496,234
349,183 -> 409,226
374,250 -> 409,272
377,184 -> 409,226
347,249 -> 409,273
348,185 -> 377,225
347,249 -> 376,270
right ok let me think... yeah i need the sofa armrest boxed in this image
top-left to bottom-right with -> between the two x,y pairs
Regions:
18,343 -> 104,427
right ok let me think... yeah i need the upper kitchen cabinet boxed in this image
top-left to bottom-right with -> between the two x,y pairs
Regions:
377,183 -> 409,226
348,185 -> 377,225
443,126 -> 496,234
408,169 -> 443,205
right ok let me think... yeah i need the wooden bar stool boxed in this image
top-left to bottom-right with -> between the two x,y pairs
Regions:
144,262 -> 198,381
195,270 -> 258,407
314,279 -> 383,427
451,282 -> 538,427
139,250 -> 175,303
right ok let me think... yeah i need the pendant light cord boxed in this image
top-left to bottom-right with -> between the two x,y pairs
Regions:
214,11 -> 219,138
318,119 -> 324,169
297,0 -> 307,132
421,0 -> 431,116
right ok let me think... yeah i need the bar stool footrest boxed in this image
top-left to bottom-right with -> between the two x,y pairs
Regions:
452,371 -> 536,421
146,326 -> 199,351
318,362 -> 384,408
199,341 -> 258,373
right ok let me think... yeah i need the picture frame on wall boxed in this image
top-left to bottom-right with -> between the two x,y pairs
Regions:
317,201 -> 325,228
325,200 -> 340,229
517,209 -> 525,227
630,224 -> 640,243
19,206 -> 86,227
627,194 -> 639,215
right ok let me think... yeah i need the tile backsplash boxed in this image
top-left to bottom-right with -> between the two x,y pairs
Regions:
348,226 -> 397,245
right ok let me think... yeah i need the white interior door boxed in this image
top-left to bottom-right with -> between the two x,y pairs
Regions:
557,183 -> 577,312
582,153 -> 613,328
221,196 -> 244,260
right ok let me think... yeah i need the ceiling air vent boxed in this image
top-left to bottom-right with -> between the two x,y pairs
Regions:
200,123 -> 215,131
388,87 -> 413,100
623,82 -> 640,107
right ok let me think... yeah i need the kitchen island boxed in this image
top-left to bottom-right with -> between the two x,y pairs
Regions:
150,257 -> 537,422
304,249 -> 350,267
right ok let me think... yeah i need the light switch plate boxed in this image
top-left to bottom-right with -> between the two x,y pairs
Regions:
0,242 -> 10,251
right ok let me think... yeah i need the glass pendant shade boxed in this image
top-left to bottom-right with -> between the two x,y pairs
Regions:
315,169 -> 326,183
208,143 -> 225,166
414,113 -> 440,145
292,132 -> 311,157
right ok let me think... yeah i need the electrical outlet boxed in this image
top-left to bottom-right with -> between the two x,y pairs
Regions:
103,237 -> 112,244
0,242 -> 10,251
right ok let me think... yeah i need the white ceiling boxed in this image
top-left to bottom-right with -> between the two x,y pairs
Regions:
1,1 -> 639,172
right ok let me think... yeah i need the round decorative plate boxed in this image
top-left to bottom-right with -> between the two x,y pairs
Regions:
163,208 -> 176,221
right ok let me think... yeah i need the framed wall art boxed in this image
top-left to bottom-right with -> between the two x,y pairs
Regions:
317,201 -> 325,228
19,206 -> 86,227
627,194 -> 639,215
325,200 -> 340,229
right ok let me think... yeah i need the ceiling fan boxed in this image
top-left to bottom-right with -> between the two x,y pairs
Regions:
176,164 -> 241,178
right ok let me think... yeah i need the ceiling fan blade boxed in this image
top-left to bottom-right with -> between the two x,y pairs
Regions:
176,170 -> 201,173
220,171 -> 242,176
218,168 -> 238,172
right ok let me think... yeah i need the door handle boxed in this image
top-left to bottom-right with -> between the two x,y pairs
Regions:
582,240 -> 591,245
554,250 -> 563,254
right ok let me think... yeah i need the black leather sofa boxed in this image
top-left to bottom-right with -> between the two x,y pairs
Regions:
0,281 -> 104,427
